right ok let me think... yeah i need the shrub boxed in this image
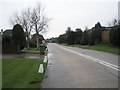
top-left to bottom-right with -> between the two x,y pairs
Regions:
29,40 -> 37,48
80,30 -> 89,45
109,26 -> 120,46
12,24 -> 26,50
89,28 -> 102,45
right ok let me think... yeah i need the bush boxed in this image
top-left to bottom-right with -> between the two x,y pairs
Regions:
89,28 -> 102,45
74,38 -> 81,44
12,24 -> 26,50
80,30 -> 89,45
29,40 -> 37,48
109,26 -> 120,46
58,34 -> 66,43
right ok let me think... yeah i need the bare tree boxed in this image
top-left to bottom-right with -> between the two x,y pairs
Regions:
107,18 -> 119,27
113,19 -> 118,26
30,3 -> 49,49
118,20 -> 120,26
21,8 -> 33,49
10,8 -> 33,49
10,2 -> 49,49
10,12 -> 22,25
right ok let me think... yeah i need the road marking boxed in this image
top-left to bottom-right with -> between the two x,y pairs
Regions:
61,47 -> 120,71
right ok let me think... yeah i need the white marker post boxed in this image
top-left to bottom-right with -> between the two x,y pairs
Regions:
43,56 -> 48,63
38,64 -> 44,73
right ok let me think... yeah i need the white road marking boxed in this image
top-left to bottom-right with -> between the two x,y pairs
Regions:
61,47 -> 120,71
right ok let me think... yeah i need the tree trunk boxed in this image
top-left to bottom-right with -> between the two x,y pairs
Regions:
27,43 -> 29,49
27,36 -> 30,49
35,24 -> 39,49
37,34 -> 39,49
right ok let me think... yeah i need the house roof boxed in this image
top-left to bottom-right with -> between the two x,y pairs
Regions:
2,29 -> 12,37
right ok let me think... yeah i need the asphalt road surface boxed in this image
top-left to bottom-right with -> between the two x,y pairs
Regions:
41,43 -> 119,88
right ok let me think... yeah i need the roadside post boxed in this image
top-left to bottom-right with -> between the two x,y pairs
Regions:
38,64 -> 44,73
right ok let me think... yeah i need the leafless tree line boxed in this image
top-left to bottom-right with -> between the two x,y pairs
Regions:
10,2 -> 50,49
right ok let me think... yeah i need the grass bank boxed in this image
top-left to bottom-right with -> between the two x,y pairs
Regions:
24,48 -> 39,51
25,52 -> 40,54
59,43 -> 119,55
2,58 -> 47,88
21,51 -> 40,54
80,44 -> 119,55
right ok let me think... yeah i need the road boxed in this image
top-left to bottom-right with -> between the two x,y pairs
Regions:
41,43 -> 119,88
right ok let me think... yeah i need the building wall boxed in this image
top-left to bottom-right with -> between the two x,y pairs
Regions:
2,43 -> 18,54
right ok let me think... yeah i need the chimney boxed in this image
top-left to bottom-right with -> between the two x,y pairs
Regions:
1,29 -> 3,35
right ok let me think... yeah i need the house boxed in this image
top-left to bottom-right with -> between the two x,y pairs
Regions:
2,29 -> 12,37
32,33 -> 44,44
2,29 -> 18,54
87,26 -> 111,44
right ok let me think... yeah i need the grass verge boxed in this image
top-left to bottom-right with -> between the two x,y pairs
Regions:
24,48 -> 39,51
80,44 -> 119,55
21,51 -> 40,54
2,58 -> 47,88
59,43 -> 120,55
26,52 -> 40,54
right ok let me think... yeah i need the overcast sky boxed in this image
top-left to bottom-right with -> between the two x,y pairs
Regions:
0,0 -> 119,39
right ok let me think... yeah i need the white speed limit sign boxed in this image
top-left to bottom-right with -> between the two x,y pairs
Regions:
42,40 -> 45,44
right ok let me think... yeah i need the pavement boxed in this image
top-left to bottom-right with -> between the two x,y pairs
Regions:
41,43 -> 119,88
2,50 -> 44,59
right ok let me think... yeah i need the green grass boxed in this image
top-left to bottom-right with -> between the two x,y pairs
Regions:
80,44 -> 119,55
23,48 -> 39,51
59,43 -> 119,55
2,58 -> 47,88
21,51 -> 40,54
26,52 -> 40,54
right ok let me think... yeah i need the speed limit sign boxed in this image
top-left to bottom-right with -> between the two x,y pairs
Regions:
42,40 -> 45,44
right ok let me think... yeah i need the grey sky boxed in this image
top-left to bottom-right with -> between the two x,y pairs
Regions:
0,0 -> 119,39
